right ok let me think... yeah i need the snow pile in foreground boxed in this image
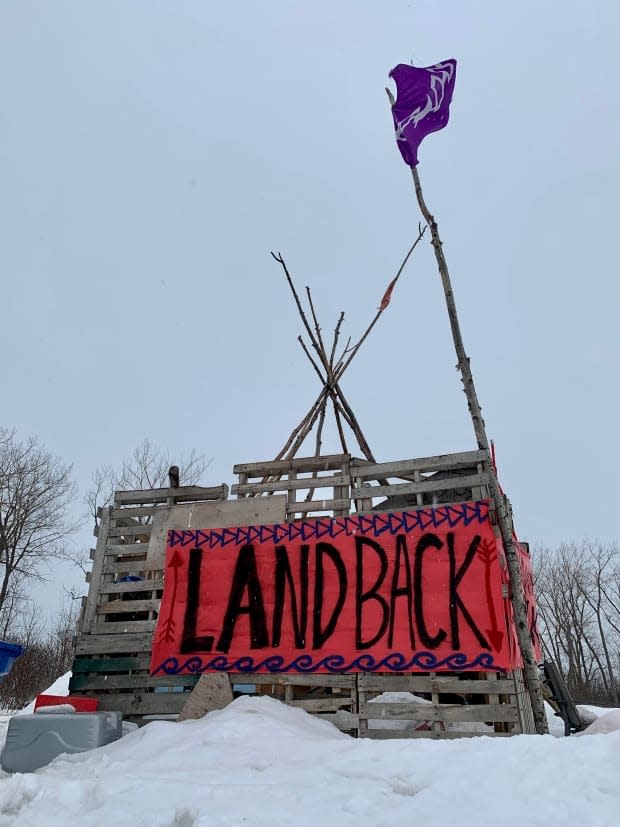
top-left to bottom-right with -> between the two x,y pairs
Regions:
577,709 -> 620,736
0,695 -> 619,827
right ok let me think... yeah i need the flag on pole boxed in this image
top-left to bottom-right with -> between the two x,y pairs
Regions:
389,59 -> 457,166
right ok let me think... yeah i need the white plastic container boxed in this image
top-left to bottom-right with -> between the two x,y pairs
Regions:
1,710 -> 122,773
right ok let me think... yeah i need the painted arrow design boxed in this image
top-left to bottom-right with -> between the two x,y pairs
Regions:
157,549 -> 184,644
477,539 -> 504,652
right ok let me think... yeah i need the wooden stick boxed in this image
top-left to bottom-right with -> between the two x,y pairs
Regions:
332,396 -> 349,454
271,252 -> 323,357
409,163 -> 548,735
333,224 -> 427,383
329,312 -> 346,369
274,387 -> 328,461
306,286 -> 330,370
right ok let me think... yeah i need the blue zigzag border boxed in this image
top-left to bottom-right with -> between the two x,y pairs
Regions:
167,500 -> 490,551
151,651 -> 499,676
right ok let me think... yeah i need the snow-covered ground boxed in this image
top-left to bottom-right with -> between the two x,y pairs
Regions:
0,676 -> 618,827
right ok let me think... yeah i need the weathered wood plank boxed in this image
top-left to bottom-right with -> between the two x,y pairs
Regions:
350,450 -> 489,480
357,675 -> 516,694
352,472 -> 489,500
107,525 -> 153,538
104,543 -> 151,557
231,673 -> 356,688
365,728 -> 512,739
81,507 -> 111,634
86,692 -> 190,716
95,599 -> 160,615
234,454 -> 349,476
89,620 -> 157,634
361,701 -> 519,723
69,673 -> 198,691
288,698 -> 353,713
75,633 -> 153,655
98,578 -> 164,595
114,484 -> 229,506
286,498 -> 351,515
231,474 -> 351,496
102,561 -> 164,576
109,506 -> 161,519
72,656 -> 152,673
177,674 -> 233,721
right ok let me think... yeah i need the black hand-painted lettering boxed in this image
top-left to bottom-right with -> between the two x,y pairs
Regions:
355,536 -> 389,649
216,544 -> 268,653
414,533 -> 447,649
312,542 -> 347,649
272,544 -> 309,648
388,534 -> 416,648
180,547 -> 214,654
448,533 -> 490,650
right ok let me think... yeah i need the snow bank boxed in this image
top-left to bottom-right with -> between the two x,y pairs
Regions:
578,709 -> 620,736
0,694 -> 619,827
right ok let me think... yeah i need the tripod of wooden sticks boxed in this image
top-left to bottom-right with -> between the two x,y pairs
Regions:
269,224 -> 426,467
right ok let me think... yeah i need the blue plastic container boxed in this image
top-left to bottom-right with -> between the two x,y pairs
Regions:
0,640 -> 25,677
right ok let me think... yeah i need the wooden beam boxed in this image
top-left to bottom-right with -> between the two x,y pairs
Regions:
234,454 -> 350,476
113,484 -> 229,506
351,450 -> 488,479
352,472 -> 489,499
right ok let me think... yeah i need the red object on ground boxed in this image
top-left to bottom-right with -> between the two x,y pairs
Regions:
34,694 -> 98,712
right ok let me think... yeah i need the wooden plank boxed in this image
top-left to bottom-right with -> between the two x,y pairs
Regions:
352,473 -> 489,500
109,506 -> 161,519
75,633 -> 153,655
231,474 -> 350,496
114,484 -> 229,506
69,673 -> 198,691
286,498 -> 350,515
357,675 -> 516,694
513,668 -> 536,734
102,561 -> 164,575
108,525 -> 153,538
360,701 -> 519,723
89,692 -> 191,716
81,507 -> 112,634
98,578 -> 165,595
72,656 -> 152,673
288,698 -> 353,713
89,620 -> 157,634
177,674 -> 234,721
350,450 -> 489,480
430,671 -> 441,737
95,599 -> 160,615
233,454 -> 350,476
104,544 -> 151,557
365,728 -> 512,740
232,673 -> 356,688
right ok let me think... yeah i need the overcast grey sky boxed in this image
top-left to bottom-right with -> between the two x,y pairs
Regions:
2,1 -> 619,612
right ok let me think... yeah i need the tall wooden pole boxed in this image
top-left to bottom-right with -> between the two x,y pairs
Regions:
410,164 -> 549,734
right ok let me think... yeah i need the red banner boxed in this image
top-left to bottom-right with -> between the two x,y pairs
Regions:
151,500 -> 521,676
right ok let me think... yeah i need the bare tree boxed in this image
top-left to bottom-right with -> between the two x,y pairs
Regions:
0,596 -> 80,711
86,438 -> 210,527
0,428 -> 79,623
534,541 -> 620,704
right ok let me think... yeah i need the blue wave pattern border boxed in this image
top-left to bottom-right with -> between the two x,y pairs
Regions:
167,500 -> 490,551
152,652 -> 499,676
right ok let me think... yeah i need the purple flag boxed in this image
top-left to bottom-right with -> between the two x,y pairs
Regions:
389,59 -> 457,166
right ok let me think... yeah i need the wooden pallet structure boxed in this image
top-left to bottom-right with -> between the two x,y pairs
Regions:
71,229 -> 545,737
71,449 -> 537,737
